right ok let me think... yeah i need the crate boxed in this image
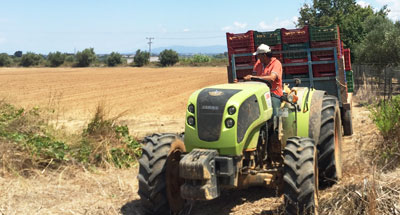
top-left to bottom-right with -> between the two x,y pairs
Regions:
284,73 -> 309,79
228,47 -> 255,66
284,58 -> 308,64
236,69 -> 253,79
344,48 -> 352,70
281,26 -> 309,44
283,65 -> 309,75
312,63 -> 336,77
283,42 -> 310,59
254,29 -> 282,47
310,25 -> 340,42
346,70 -> 354,92
270,44 -> 283,62
311,40 -> 341,61
226,31 -> 254,49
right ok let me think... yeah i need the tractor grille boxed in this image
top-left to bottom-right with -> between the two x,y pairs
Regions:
197,88 -> 241,142
237,95 -> 260,143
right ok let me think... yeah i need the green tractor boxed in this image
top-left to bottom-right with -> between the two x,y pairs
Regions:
138,78 -> 342,215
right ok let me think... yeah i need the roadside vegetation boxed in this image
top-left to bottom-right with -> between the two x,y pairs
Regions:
0,100 -> 141,177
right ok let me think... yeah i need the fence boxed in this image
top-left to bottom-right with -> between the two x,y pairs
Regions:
352,64 -> 400,102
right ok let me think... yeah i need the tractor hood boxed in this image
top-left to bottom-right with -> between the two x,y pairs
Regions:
184,82 -> 273,156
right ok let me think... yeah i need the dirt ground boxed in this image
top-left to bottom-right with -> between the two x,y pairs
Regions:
0,67 -> 388,214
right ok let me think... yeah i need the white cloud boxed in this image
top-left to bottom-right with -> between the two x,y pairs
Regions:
221,22 -> 248,32
258,17 -> 297,31
357,1 -> 370,7
376,0 -> 400,20
183,29 -> 190,32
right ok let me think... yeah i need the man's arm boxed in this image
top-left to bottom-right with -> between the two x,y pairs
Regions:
243,73 -> 277,81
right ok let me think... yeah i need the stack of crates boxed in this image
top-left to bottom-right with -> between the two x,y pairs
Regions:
253,29 -> 283,62
344,49 -> 353,92
309,25 -> 341,77
226,31 -> 255,79
281,26 -> 310,78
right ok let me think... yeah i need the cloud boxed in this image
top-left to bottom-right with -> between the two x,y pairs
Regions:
183,29 -> 190,32
221,22 -> 248,32
357,1 -> 370,7
258,17 -> 297,31
376,0 -> 400,20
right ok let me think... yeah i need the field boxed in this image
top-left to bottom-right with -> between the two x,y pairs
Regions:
0,67 -> 397,214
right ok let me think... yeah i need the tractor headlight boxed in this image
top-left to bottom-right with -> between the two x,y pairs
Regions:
225,118 -> 235,128
227,106 -> 236,115
188,104 -> 195,113
187,116 -> 195,127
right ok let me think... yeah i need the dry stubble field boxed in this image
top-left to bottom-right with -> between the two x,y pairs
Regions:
0,67 -> 390,214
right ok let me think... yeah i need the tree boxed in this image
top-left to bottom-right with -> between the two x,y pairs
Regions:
133,49 -> 149,67
47,51 -> 66,67
14,51 -> 22,58
0,53 -> 12,67
159,49 -> 179,67
355,15 -> 400,68
76,48 -> 96,67
20,52 -> 43,67
106,52 -> 123,67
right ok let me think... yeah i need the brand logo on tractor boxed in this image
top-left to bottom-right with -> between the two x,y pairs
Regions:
201,105 -> 219,111
208,90 -> 224,97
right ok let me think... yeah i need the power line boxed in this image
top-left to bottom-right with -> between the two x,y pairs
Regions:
146,37 -> 154,56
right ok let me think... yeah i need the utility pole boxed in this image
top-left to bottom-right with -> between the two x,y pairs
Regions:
146,37 -> 154,59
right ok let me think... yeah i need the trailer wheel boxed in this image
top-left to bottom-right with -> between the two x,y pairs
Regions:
283,137 -> 318,215
138,133 -> 186,215
317,95 -> 343,188
342,108 -> 353,136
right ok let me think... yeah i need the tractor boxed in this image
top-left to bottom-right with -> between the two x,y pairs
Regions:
137,77 -> 342,215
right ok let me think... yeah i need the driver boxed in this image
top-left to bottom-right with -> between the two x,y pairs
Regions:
244,44 -> 283,116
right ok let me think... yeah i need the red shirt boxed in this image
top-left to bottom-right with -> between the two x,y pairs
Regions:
253,57 -> 283,97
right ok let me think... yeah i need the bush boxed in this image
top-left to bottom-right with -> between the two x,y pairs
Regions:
47,51 -> 66,67
20,52 -> 43,67
369,95 -> 400,169
106,52 -> 123,67
159,49 -> 179,66
76,48 -> 96,67
14,51 -> 22,58
133,49 -> 149,67
0,53 -> 12,67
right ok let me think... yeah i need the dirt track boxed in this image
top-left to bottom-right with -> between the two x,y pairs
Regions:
0,67 -> 381,214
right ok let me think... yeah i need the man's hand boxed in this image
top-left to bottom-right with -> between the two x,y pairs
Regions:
244,74 -> 252,81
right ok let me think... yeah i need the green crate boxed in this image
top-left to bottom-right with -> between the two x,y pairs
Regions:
310,25 -> 340,42
283,42 -> 309,59
346,70 -> 354,92
254,29 -> 281,47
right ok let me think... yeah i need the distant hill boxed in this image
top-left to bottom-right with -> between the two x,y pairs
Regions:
152,45 -> 227,55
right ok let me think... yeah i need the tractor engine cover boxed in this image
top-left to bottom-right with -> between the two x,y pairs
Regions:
179,149 -> 219,200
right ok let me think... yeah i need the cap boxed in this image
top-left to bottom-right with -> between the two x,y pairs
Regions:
253,44 -> 272,55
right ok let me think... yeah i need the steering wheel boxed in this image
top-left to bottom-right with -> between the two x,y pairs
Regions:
250,77 -> 272,89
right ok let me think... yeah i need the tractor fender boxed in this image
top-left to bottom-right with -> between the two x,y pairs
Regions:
308,90 -> 326,144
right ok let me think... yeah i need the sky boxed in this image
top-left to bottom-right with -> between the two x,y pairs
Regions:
0,0 -> 398,54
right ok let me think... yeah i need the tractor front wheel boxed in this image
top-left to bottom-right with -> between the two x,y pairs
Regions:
283,137 -> 318,215
138,133 -> 187,215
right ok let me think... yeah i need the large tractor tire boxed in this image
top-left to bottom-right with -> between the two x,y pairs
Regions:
283,137 -> 318,215
317,95 -> 343,188
138,133 -> 187,215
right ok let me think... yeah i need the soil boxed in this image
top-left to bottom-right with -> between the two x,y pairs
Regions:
0,67 -> 388,214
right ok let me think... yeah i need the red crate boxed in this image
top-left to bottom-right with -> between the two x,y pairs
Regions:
313,63 -> 336,77
311,40 -> 341,61
281,26 -> 309,44
344,48 -> 351,70
226,31 -> 255,49
283,65 -> 309,75
236,69 -> 253,79
228,47 -> 256,65
270,44 -> 283,62
284,58 -> 308,64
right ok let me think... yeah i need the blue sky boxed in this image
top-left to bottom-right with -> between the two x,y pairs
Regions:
0,0 -> 397,54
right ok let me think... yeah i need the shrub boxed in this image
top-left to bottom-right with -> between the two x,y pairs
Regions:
133,49 -> 149,67
47,51 -> 66,67
0,53 -> 12,67
14,51 -> 22,58
20,52 -> 43,67
191,54 -> 210,63
159,49 -> 179,66
106,52 -> 123,67
76,48 -> 96,67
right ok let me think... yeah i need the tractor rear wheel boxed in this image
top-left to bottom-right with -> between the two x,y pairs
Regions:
138,133 -> 187,215
317,95 -> 343,188
283,137 -> 318,215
